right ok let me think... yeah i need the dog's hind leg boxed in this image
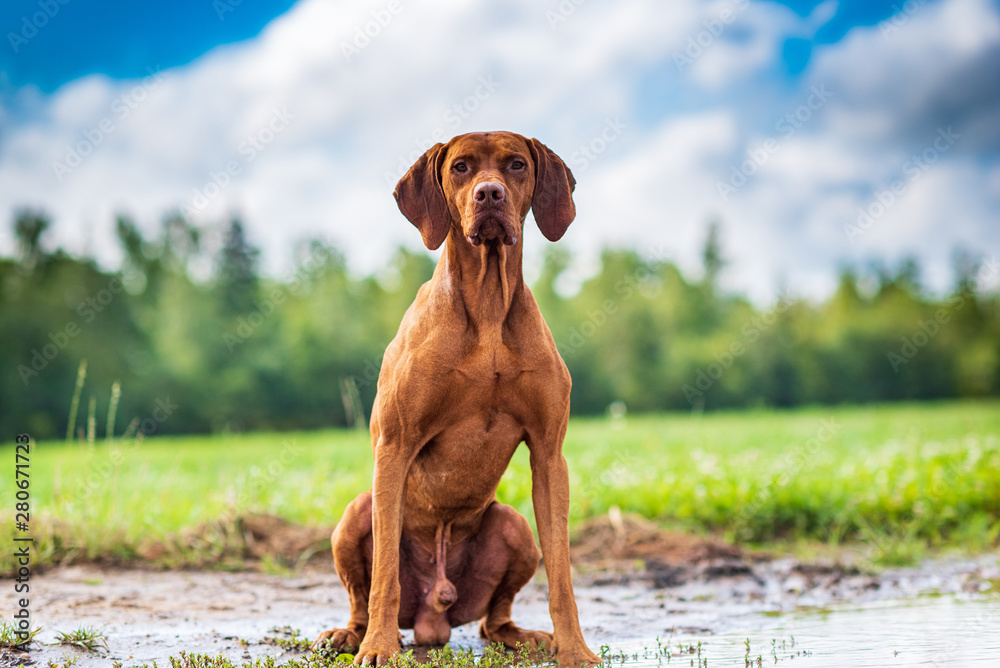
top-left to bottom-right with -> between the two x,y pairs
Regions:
447,502 -> 553,650
477,504 -> 553,650
313,492 -> 373,652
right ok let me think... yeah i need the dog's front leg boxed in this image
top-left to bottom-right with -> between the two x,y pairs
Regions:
355,439 -> 408,666
527,431 -> 600,667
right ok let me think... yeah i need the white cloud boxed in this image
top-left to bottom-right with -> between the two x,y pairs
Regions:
0,0 -> 997,306
811,0 -> 1000,145
0,0 -> 709,270
687,0 -> 792,90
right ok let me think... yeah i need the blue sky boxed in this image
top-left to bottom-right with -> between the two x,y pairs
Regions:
2,0 -> 297,91
3,1 -> 906,90
1,0 -> 998,303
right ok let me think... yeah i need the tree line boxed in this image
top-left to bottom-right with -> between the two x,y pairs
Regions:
1,210 -> 997,439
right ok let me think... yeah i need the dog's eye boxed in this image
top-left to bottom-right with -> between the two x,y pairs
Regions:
511,160 -> 525,170
453,162 -> 468,173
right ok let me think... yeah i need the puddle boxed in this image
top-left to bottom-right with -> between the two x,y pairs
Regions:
602,597 -> 1000,666
3,555 -> 998,667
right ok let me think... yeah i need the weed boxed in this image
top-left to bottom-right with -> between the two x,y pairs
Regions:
0,618 -> 42,650
121,642 -> 554,668
260,627 -> 313,653
53,626 -> 109,653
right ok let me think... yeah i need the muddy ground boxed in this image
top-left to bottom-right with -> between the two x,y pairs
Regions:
3,514 -> 999,667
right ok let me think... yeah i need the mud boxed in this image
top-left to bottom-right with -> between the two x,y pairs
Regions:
3,515 -> 999,667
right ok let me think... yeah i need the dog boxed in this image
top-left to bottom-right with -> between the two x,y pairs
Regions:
314,131 -> 599,667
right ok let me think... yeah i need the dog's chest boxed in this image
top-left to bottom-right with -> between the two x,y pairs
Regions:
444,345 -> 529,408
406,410 -> 523,514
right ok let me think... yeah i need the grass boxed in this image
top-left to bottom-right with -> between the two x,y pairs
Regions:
27,632 -> 813,668
117,639 -> 553,668
52,626 -> 109,653
0,618 -> 42,649
2,399 -> 999,573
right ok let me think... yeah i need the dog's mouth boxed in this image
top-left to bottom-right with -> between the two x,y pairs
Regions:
467,213 -> 518,247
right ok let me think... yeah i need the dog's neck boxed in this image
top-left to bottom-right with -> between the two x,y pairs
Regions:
439,225 -> 524,340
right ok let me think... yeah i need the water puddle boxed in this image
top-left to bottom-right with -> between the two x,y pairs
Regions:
4,557 -> 999,667
600,596 -> 1000,666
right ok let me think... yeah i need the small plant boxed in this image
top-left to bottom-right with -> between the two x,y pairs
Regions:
0,618 -> 42,649
46,656 -> 80,668
53,626 -> 109,653
259,626 -> 312,653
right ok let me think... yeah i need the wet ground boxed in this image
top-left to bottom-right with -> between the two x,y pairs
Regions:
4,551 -> 999,667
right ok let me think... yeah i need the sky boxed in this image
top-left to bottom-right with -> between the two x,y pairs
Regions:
1,0 -> 998,304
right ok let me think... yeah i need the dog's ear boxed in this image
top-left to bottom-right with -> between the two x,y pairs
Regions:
394,143 -> 452,250
527,138 -> 576,242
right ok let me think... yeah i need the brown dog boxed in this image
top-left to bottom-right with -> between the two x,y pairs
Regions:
314,132 -> 599,667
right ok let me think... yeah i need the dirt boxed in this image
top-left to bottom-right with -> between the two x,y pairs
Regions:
3,513 -> 999,667
130,511 -> 747,572
570,510 -> 744,566
130,514 -> 334,567
77,511 -> 747,573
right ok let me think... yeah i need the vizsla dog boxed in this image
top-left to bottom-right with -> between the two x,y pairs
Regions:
314,131 -> 599,667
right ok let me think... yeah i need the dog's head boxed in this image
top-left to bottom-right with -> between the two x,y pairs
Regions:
394,131 -> 576,250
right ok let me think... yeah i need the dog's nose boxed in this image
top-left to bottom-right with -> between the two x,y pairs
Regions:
473,181 -> 505,205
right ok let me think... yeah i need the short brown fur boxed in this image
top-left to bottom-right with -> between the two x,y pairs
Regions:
314,132 -> 599,667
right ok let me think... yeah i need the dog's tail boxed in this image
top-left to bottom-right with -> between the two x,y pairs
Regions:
428,523 -> 457,613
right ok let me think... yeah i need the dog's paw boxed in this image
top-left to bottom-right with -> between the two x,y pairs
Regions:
353,631 -> 401,666
552,641 -> 602,667
480,620 -> 553,650
312,627 -> 363,653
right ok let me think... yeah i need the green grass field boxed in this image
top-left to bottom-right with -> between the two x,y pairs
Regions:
4,400 -> 999,573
